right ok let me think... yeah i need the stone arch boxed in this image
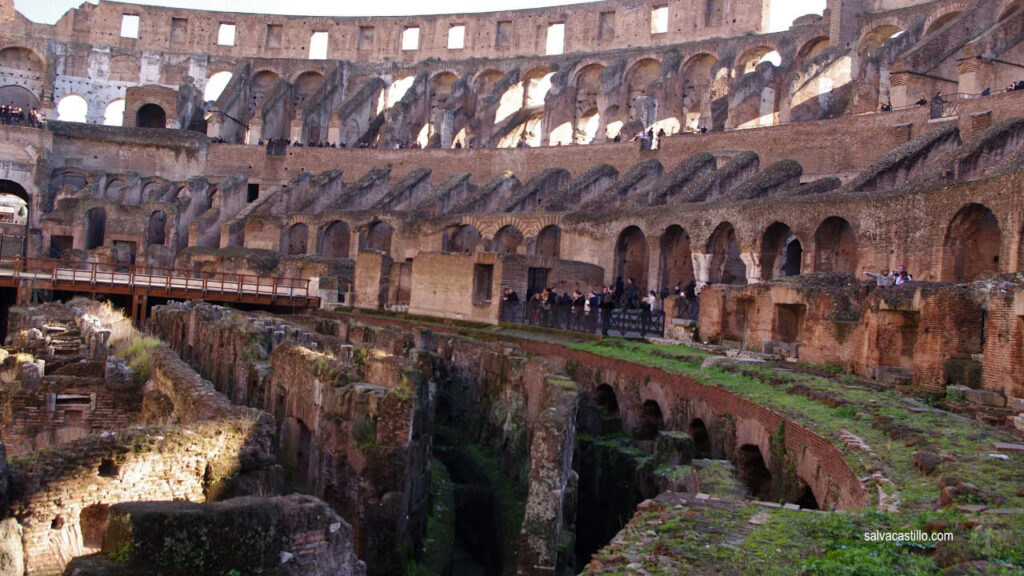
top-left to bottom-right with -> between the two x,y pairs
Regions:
0,46 -> 44,75
682,53 -> 719,131
615,225 -> 649,291
760,222 -> 802,280
445,224 -> 482,254
250,70 -> 282,112
532,225 -> 561,258
575,107 -> 601,144
706,222 -> 746,285
135,103 -> 166,128
594,383 -> 619,417
285,223 -> 309,255
573,63 -> 605,139
795,477 -> 820,509
0,85 -> 38,114
79,503 -> 110,551
734,45 -> 778,77
736,444 -> 772,500
690,418 -> 712,459
857,23 -> 905,53
57,94 -> 88,123
360,220 -> 393,254
625,58 -> 661,124
925,10 -> 963,35
942,204 -> 1000,282
84,207 -> 106,250
492,225 -> 523,254
472,68 -> 505,92
659,224 -> 693,292
0,178 -> 30,204
318,220 -> 351,258
637,400 -> 664,441
292,70 -> 324,109
102,98 -> 125,126
105,179 -> 137,205
813,217 -> 857,275
796,36 -> 830,61
146,210 -> 167,246
204,70 -> 233,102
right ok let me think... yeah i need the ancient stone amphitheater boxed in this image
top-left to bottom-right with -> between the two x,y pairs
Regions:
0,0 -> 1022,574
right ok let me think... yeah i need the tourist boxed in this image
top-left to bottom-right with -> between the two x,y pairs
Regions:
880,102 -> 893,112
981,87 -> 991,97
639,291 -> 652,338
587,289 -> 601,332
623,277 -> 638,309
571,290 -> 586,330
894,265 -> 912,285
916,96 -> 928,106
929,92 -> 945,119
865,267 -> 893,288
599,285 -> 616,336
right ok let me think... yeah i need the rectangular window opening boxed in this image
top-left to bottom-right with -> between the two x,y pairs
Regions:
651,6 -> 669,34
598,11 -> 615,40
473,264 -> 494,305
217,23 -> 236,46
448,24 -> 466,50
170,18 -> 188,43
358,26 -> 374,50
496,20 -> 512,48
247,183 -> 259,203
402,26 -> 420,51
545,22 -> 564,56
265,24 -> 283,48
309,31 -> 329,59
120,14 -> 139,39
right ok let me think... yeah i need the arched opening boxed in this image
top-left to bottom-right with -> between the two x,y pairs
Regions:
204,71 -> 233,102
497,111 -> 544,148
57,94 -> 88,123
594,384 -> 619,417
251,70 -> 282,113
926,11 -> 962,35
690,418 -> 712,459
292,71 -> 324,109
84,207 -> 107,250
103,99 -> 125,126
813,217 -> 857,275
492,225 -> 523,254
106,179 -> 135,205
858,25 -> 904,54
736,444 -> 772,500
135,103 -> 167,128
495,67 -> 552,125
473,69 -> 504,98
626,58 -> 661,126
707,222 -> 747,285
615,226 -> 649,292
285,223 -> 309,255
445,224 -> 482,254
796,36 -> 830,61
734,46 -> 777,77
0,46 -> 43,78
0,85 -> 39,116
659,225 -> 694,293
682,53 -> 719,131
760,222 -> 802,280
385,76 -> 415,111
146,211 -> 166,246
319,220 -> 350,258
637,400 -> 664,441
796,479 -> 820,510
943,204 -> 1000,282
360,221 -> 393,254
533,225 -> 561,258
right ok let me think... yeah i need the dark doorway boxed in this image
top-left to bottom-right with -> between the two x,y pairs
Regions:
135,103 -> 167,128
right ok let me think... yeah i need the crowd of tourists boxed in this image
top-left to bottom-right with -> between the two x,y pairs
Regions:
865,264 -> 913,287
1,104 -> 43,127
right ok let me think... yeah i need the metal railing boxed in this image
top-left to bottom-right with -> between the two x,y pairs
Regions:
0,257 -> 313,301
500,300 -> 665,339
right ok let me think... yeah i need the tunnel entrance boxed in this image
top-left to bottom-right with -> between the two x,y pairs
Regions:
736,444 -> 772,500
690,418 -> 712,459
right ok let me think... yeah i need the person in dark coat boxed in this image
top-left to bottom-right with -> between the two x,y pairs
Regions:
599,285 -> 616,336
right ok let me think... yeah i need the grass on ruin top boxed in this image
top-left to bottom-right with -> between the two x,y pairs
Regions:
568,339 -> 1024,510
584,496 -> 1024,576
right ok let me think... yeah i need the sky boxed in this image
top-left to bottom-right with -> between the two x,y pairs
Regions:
16,0 -> 826,32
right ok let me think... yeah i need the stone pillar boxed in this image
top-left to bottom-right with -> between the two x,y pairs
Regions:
741,252 -> 762,285
957,56 -> 994,96
327,119 -> 341,145
692,252 -> 712,292
206,116 -> 224,139
247,120 -> 263,145
888,71 -> 912,109
290,117 -> 303,143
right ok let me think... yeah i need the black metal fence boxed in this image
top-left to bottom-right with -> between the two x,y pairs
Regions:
500,301 -> 665,339
0,234 -> 25,261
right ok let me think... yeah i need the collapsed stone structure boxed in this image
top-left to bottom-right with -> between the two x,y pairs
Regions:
0,0 -> 1023,573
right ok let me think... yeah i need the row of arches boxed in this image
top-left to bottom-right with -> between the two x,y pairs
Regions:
592,383 -> 820,508
441,224 -> 561,257
55,95 -> 166,128
282,220 -> 395,257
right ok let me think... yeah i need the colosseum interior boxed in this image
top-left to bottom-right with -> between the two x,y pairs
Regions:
0,0 -> 1022,574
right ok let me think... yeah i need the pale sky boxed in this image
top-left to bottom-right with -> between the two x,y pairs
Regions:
17,0 -> 825,32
